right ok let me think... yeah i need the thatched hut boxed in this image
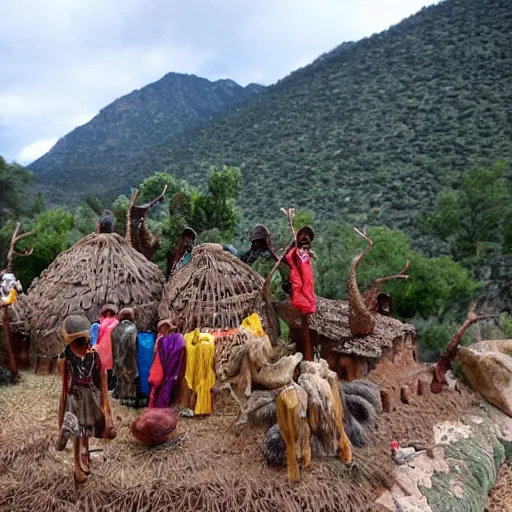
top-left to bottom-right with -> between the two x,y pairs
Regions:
26,233 -> 165,370
274,297 -> 417,382
158,243 -> 279,340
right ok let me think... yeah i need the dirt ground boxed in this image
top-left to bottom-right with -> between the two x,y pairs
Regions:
0,370 -> 477,512
486,465 -> 512,512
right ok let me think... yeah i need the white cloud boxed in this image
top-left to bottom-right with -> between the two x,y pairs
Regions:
0,0 -> 439,163
18,138 -> 59,164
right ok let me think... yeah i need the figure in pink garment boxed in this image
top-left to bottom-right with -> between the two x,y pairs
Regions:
92,304 -> 119,389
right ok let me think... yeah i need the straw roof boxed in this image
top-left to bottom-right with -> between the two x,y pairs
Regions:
274,296 -> 416,359
159,243 -> 275,334
26,233 -> 165,358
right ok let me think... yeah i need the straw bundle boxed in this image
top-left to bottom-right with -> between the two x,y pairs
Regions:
25,233 -> 165,358
159,244 -> 277,335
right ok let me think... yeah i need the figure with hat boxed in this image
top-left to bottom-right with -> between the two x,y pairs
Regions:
166,227 -> 197,279
224,223 -> 292,294
282,209 -> 316,360
239,224 -> 279,265
56,315 -> 116,483
111,308 -> 139,406
148,318 -> 186,409
92,304 -> 119,390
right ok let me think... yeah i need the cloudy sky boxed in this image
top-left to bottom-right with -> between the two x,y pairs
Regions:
1,0 -> 437,165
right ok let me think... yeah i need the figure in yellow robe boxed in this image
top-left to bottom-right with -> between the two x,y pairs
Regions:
183,329 -> 216,415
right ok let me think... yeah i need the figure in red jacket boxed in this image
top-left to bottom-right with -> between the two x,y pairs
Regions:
285,226 -> 316,315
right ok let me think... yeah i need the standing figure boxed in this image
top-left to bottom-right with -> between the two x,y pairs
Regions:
240,224 -> 278,265
111,308 -> 139,406
166,228 -> 197,279
285,226 -> 316,361
56,315 -> 116,483
148,319 -> 186,408
285,226 -> 316,316
227,224 -> 292,294
93,304 -> 119,390
1,272 -> 23,378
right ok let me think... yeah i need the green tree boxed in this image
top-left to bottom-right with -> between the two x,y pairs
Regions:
424,163 -> 512,261
138,172 -> 180,204
0,156 -> 34,227
310,224 -> 480,321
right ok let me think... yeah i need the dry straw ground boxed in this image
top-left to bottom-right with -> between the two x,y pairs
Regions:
0,372 -> 390,512
0,371 -> 475,512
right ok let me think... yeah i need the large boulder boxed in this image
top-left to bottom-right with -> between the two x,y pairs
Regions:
375,406 -> 512,512
458,340 -> 512,417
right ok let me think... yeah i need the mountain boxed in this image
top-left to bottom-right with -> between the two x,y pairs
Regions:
29,74 -> 264,202
35,0 -> 512,232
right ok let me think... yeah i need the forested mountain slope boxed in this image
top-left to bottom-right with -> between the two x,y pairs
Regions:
36,0 -> 512,231
30,74 -> 263,202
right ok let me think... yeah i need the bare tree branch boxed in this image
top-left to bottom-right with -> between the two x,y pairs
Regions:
3,222 -> 35,273
431,300 -> 497,393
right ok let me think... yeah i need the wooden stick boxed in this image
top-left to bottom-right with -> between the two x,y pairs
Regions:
260,239 -> 295,303
381,389 -> 391,413
301,315 -> 313,362
2,306 -> 18,377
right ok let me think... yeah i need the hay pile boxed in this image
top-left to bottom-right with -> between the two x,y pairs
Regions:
25,233 -> 165,359
0,372 -> 396,512
159,244 -> 277,336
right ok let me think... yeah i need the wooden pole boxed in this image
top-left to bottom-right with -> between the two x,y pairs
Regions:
302,315 -> 313,361
2,306 -> 18,377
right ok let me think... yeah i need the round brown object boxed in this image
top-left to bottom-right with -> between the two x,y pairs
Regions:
131,408 -> 179,447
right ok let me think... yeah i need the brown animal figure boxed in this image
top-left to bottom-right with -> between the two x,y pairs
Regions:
219,328 -> 303,411
125,186 -> 167,260
348,227 -> 409,337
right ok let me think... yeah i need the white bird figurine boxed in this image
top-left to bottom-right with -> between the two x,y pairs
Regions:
391,440 -> 427,465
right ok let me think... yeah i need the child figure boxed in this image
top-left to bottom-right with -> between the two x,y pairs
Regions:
56,315 -> 116,483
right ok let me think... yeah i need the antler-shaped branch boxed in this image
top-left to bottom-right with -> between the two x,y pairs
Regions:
364,260 -> 410,312
431,299 -> 497,393
3,222 -> 35,273
348,227 -> 376,336
134,184 -> 168,211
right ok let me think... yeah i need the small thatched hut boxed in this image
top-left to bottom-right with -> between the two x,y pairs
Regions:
26,233 -> 165,368
274,297 -> 417,382
158,243 -> 279,340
